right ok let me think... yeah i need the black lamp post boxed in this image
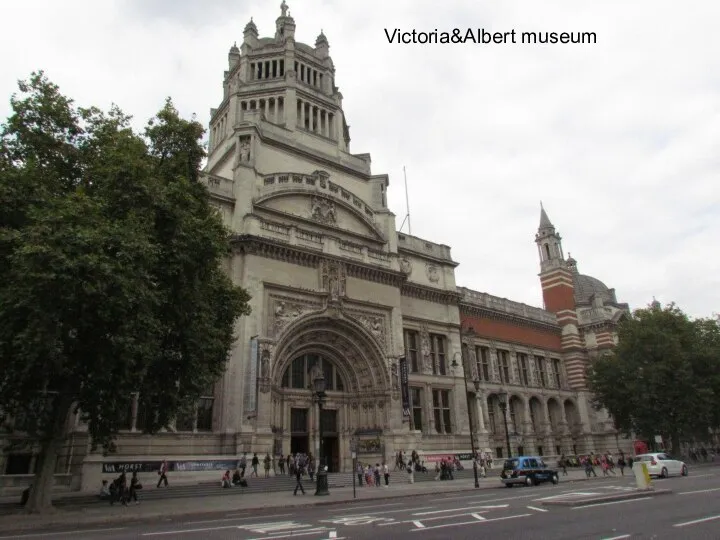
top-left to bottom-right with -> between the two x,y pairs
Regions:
312,365 -> 329,496
454,335 -> 481,489
497,391 -> 513,460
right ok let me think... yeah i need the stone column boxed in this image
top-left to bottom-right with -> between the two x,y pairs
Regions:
299,99 -> 305,129
264,99 -> 270,119
523,398 -> 533,436
475,394 -> 486,433
273,98 -> 278,122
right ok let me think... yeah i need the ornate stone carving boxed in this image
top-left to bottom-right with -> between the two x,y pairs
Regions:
399,257 -> 412,275
425,263 -> 440,283
310,195 -> 336,225
351,312 -> 385,346
419,324 -> 433,374
272,299 -> 315,337
320,259 -> 346,301
280,0 -> 288,17
391,362 -> 399,390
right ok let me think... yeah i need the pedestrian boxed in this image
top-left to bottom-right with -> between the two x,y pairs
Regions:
278,454 -> 285,475
356,462 -> 364,486
156,460 -> 169,488
264,453 -> 271,478
128,472 -> 142,504
382,462 -> 389,486
373,464 -> 381,488
293,465 -> 305,495
251,453 -> 259,477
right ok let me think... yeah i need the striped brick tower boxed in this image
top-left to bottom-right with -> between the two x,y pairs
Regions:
535,204 -> 587,390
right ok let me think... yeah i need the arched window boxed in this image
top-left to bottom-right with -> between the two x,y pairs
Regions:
281,354 -> 345,391
544,243 -> 551,260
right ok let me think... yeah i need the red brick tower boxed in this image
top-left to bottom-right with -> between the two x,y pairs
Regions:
535,204 -> 586,389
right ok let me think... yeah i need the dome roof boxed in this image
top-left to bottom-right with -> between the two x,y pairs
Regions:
573,273 -> 611,304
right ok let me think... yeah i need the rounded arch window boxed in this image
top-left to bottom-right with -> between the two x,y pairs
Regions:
281,354 -> 345,391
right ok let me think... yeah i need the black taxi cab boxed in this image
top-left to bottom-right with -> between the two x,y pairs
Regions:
500,455 -> 560,487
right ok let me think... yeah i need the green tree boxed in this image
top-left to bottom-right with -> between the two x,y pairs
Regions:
588,302 -> 718,454
0,72 -> 251,513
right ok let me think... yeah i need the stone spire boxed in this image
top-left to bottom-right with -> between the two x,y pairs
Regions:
315,29 -> 329,57
539,201 -> 554,231
243,17 -> 258,47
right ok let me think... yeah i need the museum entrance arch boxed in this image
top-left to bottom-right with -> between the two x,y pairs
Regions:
269,314 -> 393,473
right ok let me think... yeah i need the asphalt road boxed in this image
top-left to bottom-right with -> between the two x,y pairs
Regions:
2,469 -> 719,539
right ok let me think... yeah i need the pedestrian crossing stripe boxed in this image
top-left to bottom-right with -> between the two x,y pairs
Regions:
237,521 -> 321,533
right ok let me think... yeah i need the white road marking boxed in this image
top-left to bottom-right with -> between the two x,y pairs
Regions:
320,516 -> 394,526
239,521 -> 315,533
470,513 -> 487,521
409,513 -> 532,532
527,506 -> 548,512
340,502 -> 404,510
678,487 -> 720,495
0,529 -> 126,539
143,525 -> 244,536
535,492 -> 601,501
412,504 -> 508,515
190,513 -> 294,524
601,535 -> 630,540
224,512 -> 292,523
673,514 -> 720,527
573,498 -> 654,509
378,510 -> 492,526
412,520 -> 425,528
242,530 -> 332,540
336,506 -> 434,517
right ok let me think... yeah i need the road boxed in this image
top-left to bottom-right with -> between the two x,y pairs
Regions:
1,469 -> 719,539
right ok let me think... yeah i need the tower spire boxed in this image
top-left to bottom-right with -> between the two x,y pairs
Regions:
539,201 -> 554,230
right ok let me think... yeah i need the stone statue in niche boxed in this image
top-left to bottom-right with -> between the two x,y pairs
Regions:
420,326 -> 432,373
239,138 -> 251,162
320,259 -> 346,301
310,195 -> 336,224
280,0 -> 288,17
391,363 -> 399,390
399,257 -> 412,275
425,263 -> 439,283
260,349 -> 270,379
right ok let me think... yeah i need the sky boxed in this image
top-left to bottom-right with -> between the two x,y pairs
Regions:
1,0 -> 718,318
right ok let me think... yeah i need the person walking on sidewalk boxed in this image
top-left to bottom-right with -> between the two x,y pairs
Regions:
156,460 -> 169,488
128,472 -> 142,504
382,462 -> 390,486
293,465 -> 305,495
251,453 -> 259,477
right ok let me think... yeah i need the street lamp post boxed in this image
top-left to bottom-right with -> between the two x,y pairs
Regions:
497,391 -> 513,460
312,365 -> 329,496
454,334 -> 481,489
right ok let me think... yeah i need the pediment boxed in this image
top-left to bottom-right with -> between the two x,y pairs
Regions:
254,191 -> 385,242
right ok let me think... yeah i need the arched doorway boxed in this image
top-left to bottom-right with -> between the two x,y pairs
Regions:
280,353 -> 347,468
268,313 -> 393,472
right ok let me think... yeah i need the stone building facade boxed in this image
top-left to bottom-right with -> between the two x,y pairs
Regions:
0,3 -> 632,492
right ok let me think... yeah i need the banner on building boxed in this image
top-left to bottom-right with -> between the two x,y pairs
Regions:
244,336 -> 259,415
399,356 -> 410,417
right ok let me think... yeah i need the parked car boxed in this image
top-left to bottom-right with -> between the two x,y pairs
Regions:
633,453 -> 688,478
500,456 -> 560,487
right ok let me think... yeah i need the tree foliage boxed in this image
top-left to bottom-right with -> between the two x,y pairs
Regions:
0,72 -> 251,511
588,302 -> 720,453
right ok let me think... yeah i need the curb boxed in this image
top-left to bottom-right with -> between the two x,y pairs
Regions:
540,488 -> 673,507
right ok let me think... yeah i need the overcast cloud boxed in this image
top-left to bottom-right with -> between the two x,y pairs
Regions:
1,0 -> 718,318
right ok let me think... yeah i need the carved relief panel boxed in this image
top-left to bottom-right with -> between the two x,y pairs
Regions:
425,263 -> 440,283
269,295 -> 321,338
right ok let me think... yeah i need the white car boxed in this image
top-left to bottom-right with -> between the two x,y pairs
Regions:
633,453 -> 688,478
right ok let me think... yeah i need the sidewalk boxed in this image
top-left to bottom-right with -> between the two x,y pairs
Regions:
0,469 -> 611,532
